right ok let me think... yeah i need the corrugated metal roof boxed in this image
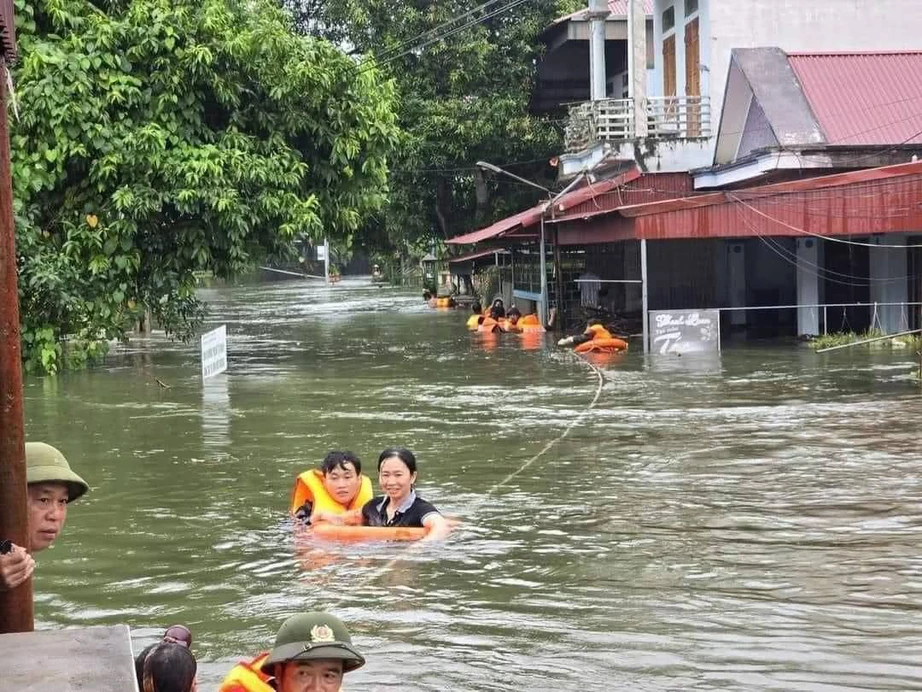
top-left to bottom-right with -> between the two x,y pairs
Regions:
445,204 -> 543,245
788,52 -> 922,145
446,169 -> 644,246
447,248 -> 510,264
618,160 -> 922,241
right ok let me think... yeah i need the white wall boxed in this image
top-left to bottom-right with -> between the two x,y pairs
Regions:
654,0 -> 922,163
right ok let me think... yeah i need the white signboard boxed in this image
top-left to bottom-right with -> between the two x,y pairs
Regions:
649,309 -> 720,355
201,325 -> 228,379
316,245 -> 327,261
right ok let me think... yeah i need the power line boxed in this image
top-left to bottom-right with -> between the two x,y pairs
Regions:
729,193 -> 922,249
358,0 -> 509,67
358,0 -> 535,74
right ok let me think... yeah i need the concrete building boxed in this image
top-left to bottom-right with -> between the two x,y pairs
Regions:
449,1 -> 922,342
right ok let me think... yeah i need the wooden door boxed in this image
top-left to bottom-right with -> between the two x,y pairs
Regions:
663,35 -> 676,97
661,35 -> 677,134
685,17 -> 700,136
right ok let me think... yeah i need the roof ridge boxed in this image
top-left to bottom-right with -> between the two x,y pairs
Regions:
789,49 -> 922,57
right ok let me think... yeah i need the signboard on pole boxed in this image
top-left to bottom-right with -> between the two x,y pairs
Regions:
201,325 -> 227,379
316,245 -> 327,261
649,309 -> 720,355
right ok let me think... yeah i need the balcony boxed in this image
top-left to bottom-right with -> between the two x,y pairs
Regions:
564,96 -> 711,153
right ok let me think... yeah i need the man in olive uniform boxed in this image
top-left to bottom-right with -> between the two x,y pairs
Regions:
0,442 -> 90,591
220,611 -> 365,692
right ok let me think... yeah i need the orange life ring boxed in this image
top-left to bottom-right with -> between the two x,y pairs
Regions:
310,523 -> 428,542
575,337 -> 628,353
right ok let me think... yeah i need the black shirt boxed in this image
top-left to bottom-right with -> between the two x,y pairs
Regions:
361,491 -> 440,528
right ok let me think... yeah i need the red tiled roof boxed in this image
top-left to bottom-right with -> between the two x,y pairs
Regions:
549,0 -> 652,27
606,0 -> 654,16
788,52 -> 922,146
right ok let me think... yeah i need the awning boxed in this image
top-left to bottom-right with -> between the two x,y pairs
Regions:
554,159 -> 922,244
447,248 -> 511,273
445,167 -> 642,246
445,205 -> 543,245
448,248 -> 510,264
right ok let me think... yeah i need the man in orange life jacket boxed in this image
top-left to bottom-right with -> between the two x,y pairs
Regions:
219,612 -> 365,692
290,451 -> 373,524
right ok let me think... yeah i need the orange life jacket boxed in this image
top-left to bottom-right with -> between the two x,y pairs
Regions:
586,323 -> 613,340
219,653 -> 273,692
289,469 -> 374,516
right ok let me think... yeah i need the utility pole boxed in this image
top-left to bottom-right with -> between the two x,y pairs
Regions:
628,0 -> 648,137
588,0 -> 608,101
0,2 -> 32,633
323,238 -> 330,285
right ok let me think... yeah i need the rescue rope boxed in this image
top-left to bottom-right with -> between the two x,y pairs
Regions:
485,355 -> 605,495
353,354 -> 606,584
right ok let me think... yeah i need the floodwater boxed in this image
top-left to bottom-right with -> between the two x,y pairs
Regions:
23,278 -> 922,691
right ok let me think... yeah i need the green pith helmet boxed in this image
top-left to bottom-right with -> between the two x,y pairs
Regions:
25,442 -> 89,503
260,612 -> 365,676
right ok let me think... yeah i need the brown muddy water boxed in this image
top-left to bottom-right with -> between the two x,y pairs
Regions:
23,278 -> 922,691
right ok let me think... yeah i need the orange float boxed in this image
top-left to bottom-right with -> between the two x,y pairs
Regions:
310,522 -> 428,542
574,337 -> 628,353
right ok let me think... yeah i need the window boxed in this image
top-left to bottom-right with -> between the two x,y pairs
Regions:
685,0 -> 699,16
662,6 -> 675,32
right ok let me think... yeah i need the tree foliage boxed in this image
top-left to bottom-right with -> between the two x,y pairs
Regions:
284,0 -> 583,252
13,0 -> 399,372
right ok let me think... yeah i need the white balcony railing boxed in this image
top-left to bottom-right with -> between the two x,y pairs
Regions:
564,96 -> 711,153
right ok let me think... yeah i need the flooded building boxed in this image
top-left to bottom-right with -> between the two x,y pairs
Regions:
448,0 -> 922,344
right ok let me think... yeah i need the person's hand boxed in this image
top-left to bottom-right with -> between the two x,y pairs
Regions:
0,544 -> 34,591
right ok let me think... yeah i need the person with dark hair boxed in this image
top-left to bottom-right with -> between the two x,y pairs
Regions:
0,442 -> 89,591
501,306 -> 523,332
466,301 -> 485,330
489,298 -> 506,320
290,451 -> 373,524
359,448 -> 452,540
134,626 -> 193,686
136,641 -> 197,692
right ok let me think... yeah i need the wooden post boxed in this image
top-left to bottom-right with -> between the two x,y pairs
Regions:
0,64 -> 33,634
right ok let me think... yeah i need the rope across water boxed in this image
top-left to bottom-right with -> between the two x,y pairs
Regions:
357,353 -> 607,584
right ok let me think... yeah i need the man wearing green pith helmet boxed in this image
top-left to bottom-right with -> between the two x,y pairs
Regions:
0,442 -> 90,591
220,611 -> 365,692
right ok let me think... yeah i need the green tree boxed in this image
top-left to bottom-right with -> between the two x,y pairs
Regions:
286,0 -> 582,253
13,0 -> 399,372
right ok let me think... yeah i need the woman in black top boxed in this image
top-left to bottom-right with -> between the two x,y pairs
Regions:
361,448 -> 451,540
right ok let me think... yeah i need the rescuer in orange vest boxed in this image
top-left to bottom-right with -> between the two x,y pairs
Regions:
219,612 -> 365,692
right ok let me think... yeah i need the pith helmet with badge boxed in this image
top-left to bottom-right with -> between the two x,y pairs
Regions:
260,612 -> 365,677
25,442 -> 89,502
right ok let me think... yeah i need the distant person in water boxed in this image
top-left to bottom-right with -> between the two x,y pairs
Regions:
0,442 -> 89,592
422,290 -> 437,308
505,306 -> 522,327
360,448 -> 452,541
467,301 -> 485,330
489,298 -> 506,320
290,451 -> 374,524
558,322 -> 614,347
